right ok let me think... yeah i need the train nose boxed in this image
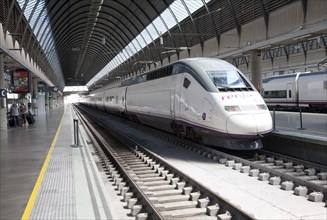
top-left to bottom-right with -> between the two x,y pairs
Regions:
226,113 -> 272,136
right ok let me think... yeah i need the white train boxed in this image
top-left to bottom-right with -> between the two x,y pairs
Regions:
262,71 -> 327,112
80,58 -> 272,150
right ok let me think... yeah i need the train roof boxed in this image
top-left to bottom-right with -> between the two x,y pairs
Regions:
263,71 -> 327,83
179,57 -> 238,71
121,58 -> 244,92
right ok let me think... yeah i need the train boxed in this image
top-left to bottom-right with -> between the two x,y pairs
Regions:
80,58 -> 273,150
262,71 -> 327,112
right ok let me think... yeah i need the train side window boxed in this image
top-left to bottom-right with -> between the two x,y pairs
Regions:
288,90 -> 292,98
167,66 -> 173,75
183,78 -> 191,89
264,90 -> 287,98
173,64 -> 183,74
183,66 -> 193,75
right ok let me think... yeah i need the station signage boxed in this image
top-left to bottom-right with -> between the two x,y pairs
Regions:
0,89 -> 6,98
12,69 -> 30,93
4,71 -> 12,81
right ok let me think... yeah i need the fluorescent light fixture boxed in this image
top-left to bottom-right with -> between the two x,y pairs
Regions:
258,44 -> 272,49
63,86 -> 89,92
292,34 -> 312,41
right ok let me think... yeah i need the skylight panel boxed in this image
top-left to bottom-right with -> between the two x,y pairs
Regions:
170,1 -> 188,22
17,0 -> 64,83
160,9 -> 177,29
184,0 -> 204,13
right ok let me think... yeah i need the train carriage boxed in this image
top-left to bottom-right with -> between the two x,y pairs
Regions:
103,86 -> 127,116
94,91 -> 105,110
262,71 -> 327,112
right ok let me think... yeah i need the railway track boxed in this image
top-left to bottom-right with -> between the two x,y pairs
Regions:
75,104 -> 327,215
74,105 -> 254,220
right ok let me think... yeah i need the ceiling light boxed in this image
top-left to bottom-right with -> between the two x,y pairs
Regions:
258,44 -> 271,49
292,34 -> 312,41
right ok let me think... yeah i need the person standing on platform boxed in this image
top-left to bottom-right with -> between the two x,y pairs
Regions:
10,102 -> 19,127
19,102 -> 28,126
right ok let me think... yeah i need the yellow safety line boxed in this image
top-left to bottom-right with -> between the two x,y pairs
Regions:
21,111 -> 66,220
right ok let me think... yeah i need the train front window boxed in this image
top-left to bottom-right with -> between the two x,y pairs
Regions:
207,70 -> 247,89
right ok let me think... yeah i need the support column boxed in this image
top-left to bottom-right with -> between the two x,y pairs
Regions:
45,91 -> 50,111
49,92 -> 53,109
0,53 -> 7,130
251,50 -> 262,93
32,77 -> 38,115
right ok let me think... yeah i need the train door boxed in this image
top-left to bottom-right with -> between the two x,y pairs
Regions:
171,74 -> 181,119
286,83 -> 293,107
123,87 -> 127,114
180,73 -> 207,122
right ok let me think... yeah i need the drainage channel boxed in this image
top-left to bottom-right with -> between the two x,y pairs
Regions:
74,105 -> 255,220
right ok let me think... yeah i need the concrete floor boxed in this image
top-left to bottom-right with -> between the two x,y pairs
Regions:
1,103 -> 131,220
0,106 -> 64,220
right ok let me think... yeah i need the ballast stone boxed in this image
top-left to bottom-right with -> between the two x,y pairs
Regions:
294,186 -> 308,196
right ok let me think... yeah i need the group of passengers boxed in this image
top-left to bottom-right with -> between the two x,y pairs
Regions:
9,102 -> 33,127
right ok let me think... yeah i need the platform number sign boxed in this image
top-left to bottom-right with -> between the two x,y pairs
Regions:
0,89 -> 6,98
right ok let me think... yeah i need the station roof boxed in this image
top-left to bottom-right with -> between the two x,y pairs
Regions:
1,0 -> 312,92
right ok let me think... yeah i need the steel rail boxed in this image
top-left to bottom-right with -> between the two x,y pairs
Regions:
73,105 -> 165,220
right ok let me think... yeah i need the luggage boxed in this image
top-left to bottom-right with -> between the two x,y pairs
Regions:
8,118 -> 15,127
26,113 -> 35,125
18,118 -> 23,126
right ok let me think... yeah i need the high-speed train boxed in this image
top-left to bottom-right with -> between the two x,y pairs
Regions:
262,71 -> 327,112
80,58 -> 272,150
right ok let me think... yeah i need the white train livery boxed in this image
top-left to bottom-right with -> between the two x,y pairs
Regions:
262,71 -> 327,112
80,58 -> 272,150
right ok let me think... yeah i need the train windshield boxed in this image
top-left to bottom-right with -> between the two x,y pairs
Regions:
207,70 -> 247,88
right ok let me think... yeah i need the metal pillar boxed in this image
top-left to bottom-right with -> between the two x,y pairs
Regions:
32,77 -> 38,115
45,91 -> 49,111
0,53 -> 7,131
251,50 -> 263,93
71,119 -> 82,148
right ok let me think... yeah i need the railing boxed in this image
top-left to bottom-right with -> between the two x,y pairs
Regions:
270,107 -> 327,139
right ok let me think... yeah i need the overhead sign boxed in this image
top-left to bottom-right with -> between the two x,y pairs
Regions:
4,71 -> 12,81
0,89 -> 6,98
12,70 -> 30,93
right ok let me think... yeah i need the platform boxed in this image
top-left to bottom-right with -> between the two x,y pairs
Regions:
272,111 -> 327,143
0,103 -> 131,220
263,111 -> 327,165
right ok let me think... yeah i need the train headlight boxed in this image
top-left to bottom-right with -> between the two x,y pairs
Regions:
224,105 -> 241,112
256,104 -> 268,110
